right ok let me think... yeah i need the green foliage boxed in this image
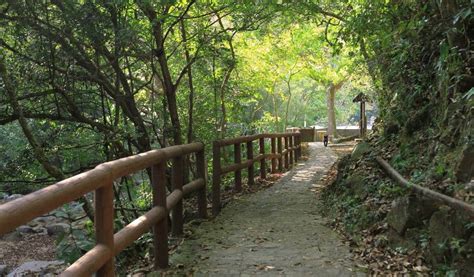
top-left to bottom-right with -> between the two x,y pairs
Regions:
377,180 -> 407,198
234,21 -> 369,131
419,232 -> 430,249
463,87 -> 474,100
55,204 -> 94,264
1,0 -> 472,272
340,196 -> 376,233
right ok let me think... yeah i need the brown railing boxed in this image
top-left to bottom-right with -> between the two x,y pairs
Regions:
0,142 -> 207,276
211,132 -> 302,215
0,132 -> 303,275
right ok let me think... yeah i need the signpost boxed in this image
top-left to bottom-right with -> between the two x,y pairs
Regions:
353,93 -> 370,138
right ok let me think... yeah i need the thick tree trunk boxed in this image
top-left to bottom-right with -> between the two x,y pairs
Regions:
326,80 -> 345,141
140,5 -> 183,145
326,86 -> 337,140
157,54 -> 183,146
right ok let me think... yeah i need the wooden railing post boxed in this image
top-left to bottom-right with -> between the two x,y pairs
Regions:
293,136 -> 296,162
171,156 -> 184,235
284,136 -> 289,169
259,137 -> 266,179
212,141 -> 221,216
95,181 -> 115,276
289,136 -> 294,165
296,134 -> 301,160
234,143 -> 242,192
196,148 -> 207,218
246,140 -> 254,186
277,137 -> 283,172
1,142 -> 211,276
151,162 -> 168,269
271,137 -> 277,173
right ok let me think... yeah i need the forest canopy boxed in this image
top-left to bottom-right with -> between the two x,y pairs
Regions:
0,0 -> 373,191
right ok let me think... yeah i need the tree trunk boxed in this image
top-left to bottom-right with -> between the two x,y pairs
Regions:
326,80 -> 345,141
180,20 -> 195,144
284,80 -> 292,132
271,85 -> 279,131
219,67 -> 233,138
216,13 -> 236,139
140,5 -> 183,146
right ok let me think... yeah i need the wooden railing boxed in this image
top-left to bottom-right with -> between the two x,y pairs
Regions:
0,142 -> 207,276
0,132 -> 304,275
211,132 -> 301,215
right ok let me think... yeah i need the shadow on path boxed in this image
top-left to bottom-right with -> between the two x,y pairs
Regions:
156,142 -> 363,276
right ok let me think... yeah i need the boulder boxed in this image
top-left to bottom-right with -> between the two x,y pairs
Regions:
428,208 -> 451,263
430,207 -> 471,241
345,173 -> 367,199
428,207 -> 472,263
0,264 -> 7,275
7,261 -> 64,277
1,231 -> 21,242
387,227 -> 417,251
34,216 -> 57,225
32,226 -> 48,235
455,143 -> 474,183
27,220 -> 39,227
71,218 -> 89,230
456,235 -> 474,276
46,223 -> 70,236
16,225 -> 34,234
386,195 -> 438,235
6,194 -> 23,201
351,141 -> 371,160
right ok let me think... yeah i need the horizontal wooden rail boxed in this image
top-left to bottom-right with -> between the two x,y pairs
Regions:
221,160 -> 254,175
214,132 -> 302,146
0,142 -> 208,276
166,189 -> 184,210
376,156 -> 474,216
63,244 -> 113,276
182,178 -> 205,195
114,207 -> 166,254
212,132 -> 302,215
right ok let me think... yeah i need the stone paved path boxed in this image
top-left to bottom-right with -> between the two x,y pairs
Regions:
162,143 -> 362,276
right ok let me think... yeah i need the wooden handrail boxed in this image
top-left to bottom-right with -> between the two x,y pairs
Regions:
213,132 -> 301,146
376,156 -> 474,216
0,142 -> 208,276
211,132 -> 302,215
0,134 -> 305,274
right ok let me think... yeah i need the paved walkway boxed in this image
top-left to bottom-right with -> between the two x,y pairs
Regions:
162,143 -> 361,276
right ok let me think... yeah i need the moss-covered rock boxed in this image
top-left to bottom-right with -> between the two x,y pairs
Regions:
428,207 -> 472,264
387,227 -> 418,251
386,195 -> 438,235
351,141 -> 371,160
344,172 -> 367,199
455,234 -> 474,277
455,143 -> 474,183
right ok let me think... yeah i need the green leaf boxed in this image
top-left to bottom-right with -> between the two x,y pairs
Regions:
462,87 -> 474,100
